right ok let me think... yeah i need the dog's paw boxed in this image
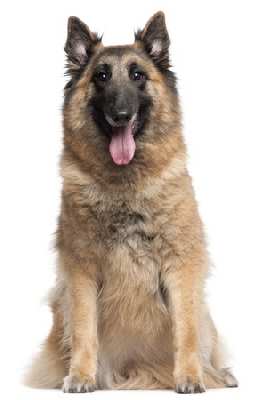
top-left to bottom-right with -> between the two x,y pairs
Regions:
222,369 -> 238,388
175,376 -> 206,394
63,375 -> 96,393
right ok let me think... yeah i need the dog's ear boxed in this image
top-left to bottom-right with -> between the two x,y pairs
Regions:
135,11 -> 170,71
65,16 -> 101,75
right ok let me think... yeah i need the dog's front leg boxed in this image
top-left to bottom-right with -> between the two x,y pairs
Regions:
163,249 -> 206,394
62,257 -> 98,393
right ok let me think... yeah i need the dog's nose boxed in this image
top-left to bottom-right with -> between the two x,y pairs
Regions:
112,110 -> 131,125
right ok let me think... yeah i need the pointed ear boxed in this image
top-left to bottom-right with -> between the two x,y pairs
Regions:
64,16 -> 101,75
135,11 -> 170,71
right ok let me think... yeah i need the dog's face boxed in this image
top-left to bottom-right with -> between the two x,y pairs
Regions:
88,47 -> 153,165
63,12 -> 181,181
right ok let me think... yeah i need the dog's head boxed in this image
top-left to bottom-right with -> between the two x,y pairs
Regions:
63,12 -> 183,182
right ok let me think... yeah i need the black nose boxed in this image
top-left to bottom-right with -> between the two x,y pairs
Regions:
112,110 -> 131,125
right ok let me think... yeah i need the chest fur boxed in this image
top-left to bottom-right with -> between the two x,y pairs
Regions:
60,185 -> 171,275
68,193 -> 158,245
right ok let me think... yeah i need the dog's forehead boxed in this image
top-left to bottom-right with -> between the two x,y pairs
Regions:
94,45 -> 146,67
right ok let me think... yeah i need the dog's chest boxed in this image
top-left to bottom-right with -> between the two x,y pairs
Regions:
98,225 -> 168,333
88,199 -> 157,248
97,202 -> 164,299
91,199 -> 162,286
78,194 -> 168,327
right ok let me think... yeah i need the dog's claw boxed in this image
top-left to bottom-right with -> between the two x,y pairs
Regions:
63,375 -> 96,393
175,378 -> 206,394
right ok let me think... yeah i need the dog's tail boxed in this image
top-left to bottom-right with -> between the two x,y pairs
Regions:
110,364 -> 238,390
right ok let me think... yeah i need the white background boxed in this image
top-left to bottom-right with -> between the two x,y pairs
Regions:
0,0 -> 258,399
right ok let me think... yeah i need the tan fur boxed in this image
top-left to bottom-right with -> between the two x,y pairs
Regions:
25,13 -> 237,393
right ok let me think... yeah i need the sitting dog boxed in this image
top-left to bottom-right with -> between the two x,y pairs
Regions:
25,12 -> 238,393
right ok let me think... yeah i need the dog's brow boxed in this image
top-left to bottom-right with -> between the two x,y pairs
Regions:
95,63 -> 110,71
94,46 -> 148,64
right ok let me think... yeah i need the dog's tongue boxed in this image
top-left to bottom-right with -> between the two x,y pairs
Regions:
109,123 -> 136,165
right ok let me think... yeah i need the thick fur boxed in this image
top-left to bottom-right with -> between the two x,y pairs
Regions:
25,12 -> 237,393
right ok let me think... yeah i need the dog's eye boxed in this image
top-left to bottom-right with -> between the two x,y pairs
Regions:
130,71 -> 146,81
96,71 -> 109,82
93,64 -> 112,85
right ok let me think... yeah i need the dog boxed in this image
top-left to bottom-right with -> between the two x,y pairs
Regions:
25,12 -> 238,393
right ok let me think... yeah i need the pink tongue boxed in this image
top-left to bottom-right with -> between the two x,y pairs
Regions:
109,124 -> 136,165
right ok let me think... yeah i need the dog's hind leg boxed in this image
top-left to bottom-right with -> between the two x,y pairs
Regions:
24,306 -> 67,389
202,315 -> 238,389
208,339 -> 238,388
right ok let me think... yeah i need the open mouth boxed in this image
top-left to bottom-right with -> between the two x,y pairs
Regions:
106,115 -> 137,166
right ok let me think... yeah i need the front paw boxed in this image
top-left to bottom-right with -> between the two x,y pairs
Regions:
63,374 -> 96,393
175,376 -> 206,394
